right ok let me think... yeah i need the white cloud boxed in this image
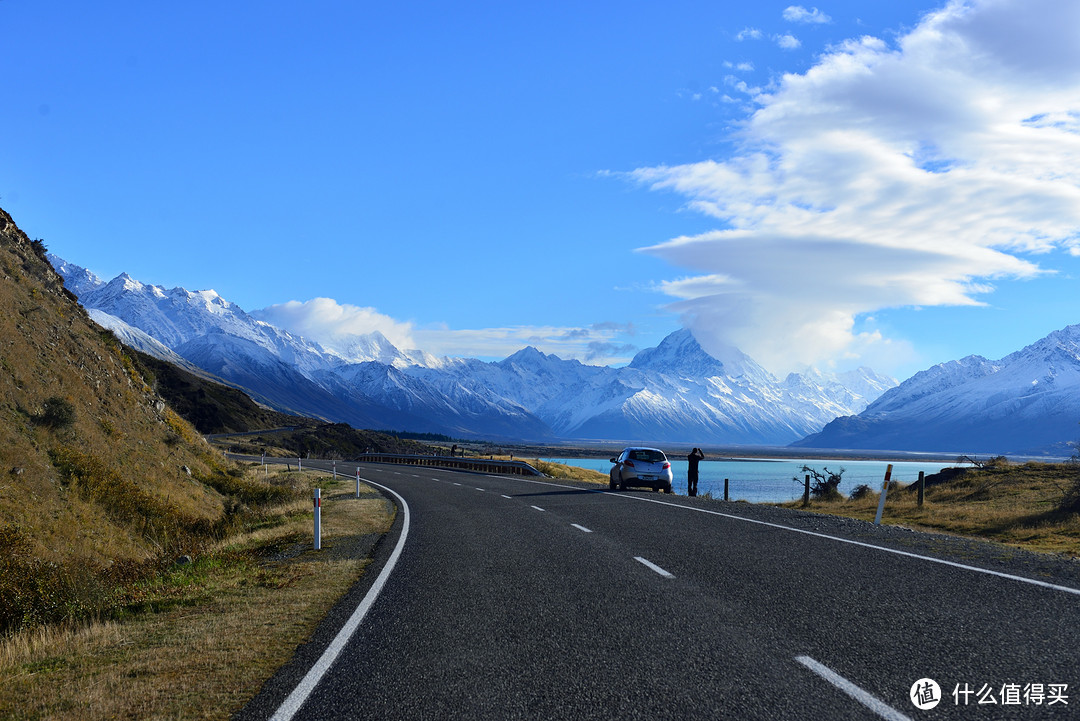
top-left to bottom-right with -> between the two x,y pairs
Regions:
775,33 -> 802,50
629,0 -> 1080,374
253,298 -> 417,352
414,323 -> 639,365
783,6 -> 832,24
254,300 -> 640,365
736,27 -> 764,41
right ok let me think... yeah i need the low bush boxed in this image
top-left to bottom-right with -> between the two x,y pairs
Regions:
849,483 -> 873,501
34,396 -> 76,430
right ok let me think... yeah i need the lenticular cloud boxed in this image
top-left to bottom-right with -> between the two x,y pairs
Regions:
633,0 -> 1080,374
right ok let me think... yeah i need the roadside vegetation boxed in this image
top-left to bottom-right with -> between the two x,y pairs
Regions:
781,457 -> 1080,556
0,466 -> 393,719
489,456 -> 609,485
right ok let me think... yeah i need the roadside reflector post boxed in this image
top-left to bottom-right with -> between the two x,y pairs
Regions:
803,474 -> 810,507
874,463 -> 894,525
313,488 -> 322,550
355,467 -> 361,498
917,470 -> 925,508
724,478 -> 729,502
333,460 -> 337,479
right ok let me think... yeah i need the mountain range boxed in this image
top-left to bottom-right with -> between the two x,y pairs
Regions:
795,324 -> 1080,456
50,255 -> 896,445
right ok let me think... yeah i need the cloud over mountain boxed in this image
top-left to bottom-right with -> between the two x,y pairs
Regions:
630,0 -> 1080,375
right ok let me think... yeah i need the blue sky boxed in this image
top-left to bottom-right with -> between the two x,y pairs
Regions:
3,0 -> 1080,380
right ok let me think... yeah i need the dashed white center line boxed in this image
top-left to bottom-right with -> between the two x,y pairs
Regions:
531,505 -> 545,512
501,495 -> 512,499
452,482 -> 462,486
571,524 -> 593,533
476,488 -> 485,492
634,556 -> 674,578
795,656 -> 912,721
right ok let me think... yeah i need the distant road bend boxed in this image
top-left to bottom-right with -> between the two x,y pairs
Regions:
237,458 -> 1080,720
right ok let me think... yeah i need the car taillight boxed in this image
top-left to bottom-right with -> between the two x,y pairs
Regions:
662,462 -> 671,470
624,459 -> 635,467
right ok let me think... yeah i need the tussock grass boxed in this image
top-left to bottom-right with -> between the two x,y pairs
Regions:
780,461 -> 1080,556
489,456 -> 608,485
0,468 -> 393,719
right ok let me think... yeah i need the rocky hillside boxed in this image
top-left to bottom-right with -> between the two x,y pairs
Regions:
0,207 -> 245,629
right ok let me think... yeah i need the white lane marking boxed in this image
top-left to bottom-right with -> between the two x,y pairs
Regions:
476,488 -> 485,492
500,477 -> 1080,598
431,478 -> 441,482
270,478 -> 410,721
796,656 -> 912,721
531,505 -> 545,512
634,556 -> 674,578
452,482 -> 462,486
571,523 -> 593,533
501,495 -> 513,499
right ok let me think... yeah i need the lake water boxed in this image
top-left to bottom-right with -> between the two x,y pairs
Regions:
541,456 -> 961,503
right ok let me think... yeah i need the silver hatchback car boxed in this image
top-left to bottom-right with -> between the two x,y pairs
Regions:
609,447 -> 673,493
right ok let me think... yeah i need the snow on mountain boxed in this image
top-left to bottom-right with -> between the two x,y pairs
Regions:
87,308 -> 199,371
795,325 -> 1080,455
52,255 -> 896,443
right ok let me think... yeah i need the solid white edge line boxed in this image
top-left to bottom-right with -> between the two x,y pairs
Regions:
796,656 -> 912,721
634,556 -> 674,578
269,478 -> 410,721
571,523 -> 593,533
500,476 -> 1080,598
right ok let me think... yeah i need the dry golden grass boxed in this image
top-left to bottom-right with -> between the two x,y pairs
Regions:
0,468 -> 394,720
488,455 -> 608,485
781,461 -> 1080,556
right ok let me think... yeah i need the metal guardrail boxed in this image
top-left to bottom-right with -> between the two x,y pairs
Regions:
356,453 -> 544,477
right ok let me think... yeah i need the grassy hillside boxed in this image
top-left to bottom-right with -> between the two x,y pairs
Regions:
0,206 -> 288,634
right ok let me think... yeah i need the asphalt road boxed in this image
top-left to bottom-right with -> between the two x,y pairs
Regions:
239,460 -> 1080,720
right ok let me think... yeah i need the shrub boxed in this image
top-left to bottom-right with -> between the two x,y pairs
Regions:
794,465 -> 845,501
849,483 -> 873,501
35,395 -> 76,430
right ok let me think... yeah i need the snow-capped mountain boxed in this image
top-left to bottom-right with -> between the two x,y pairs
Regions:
795,325 -> 1080,455
51,255 -> 896,444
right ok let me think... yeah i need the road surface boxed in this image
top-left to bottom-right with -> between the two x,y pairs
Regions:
239,460 -> 1080,720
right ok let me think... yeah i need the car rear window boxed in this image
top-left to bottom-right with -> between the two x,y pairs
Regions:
629,450 -> 665,463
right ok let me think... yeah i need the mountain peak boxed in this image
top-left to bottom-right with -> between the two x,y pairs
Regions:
628,329 -> 725,377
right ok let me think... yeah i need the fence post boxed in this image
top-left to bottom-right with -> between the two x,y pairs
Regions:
724,478 -> 729,502
874,464 -> 894,525
803,474 -> 810,507
917,470 -> 925,508
313,488 -> 321,550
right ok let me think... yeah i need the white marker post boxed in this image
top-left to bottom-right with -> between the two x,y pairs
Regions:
333,460 -> 337,479
355,467 -> 361,498
874,463 -> 893,526
313,488 -> 322,550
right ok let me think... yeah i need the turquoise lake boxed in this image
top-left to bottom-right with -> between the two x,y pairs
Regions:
541,456 -> 960,503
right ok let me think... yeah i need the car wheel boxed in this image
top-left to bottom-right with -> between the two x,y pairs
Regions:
664,484 -> 673,494
609,478 -> 617,490
619,479 -> 627,491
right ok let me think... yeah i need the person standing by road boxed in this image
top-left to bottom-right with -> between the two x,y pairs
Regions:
687,447 -> 705,497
